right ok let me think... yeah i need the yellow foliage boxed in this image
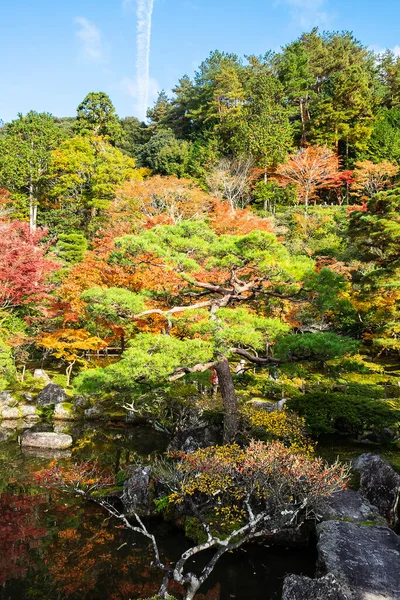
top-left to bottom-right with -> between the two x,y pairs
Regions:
243,406 -> 315,455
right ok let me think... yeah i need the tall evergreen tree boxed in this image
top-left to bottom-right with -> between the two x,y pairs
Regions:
74,92 -> 124,144
0,111 -> 64,231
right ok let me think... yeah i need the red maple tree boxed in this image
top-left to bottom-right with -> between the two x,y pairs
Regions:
0,221 -> 59,308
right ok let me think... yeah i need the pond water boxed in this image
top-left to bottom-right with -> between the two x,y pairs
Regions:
0,422 -> 317,600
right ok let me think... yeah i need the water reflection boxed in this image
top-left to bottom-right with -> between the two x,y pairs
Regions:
0,424 -> 316,600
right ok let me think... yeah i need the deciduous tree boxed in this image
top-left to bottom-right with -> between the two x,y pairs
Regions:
276,146 -> 339,212
351,159 -> 398,199
37,445 -> 348,600
0,221 -> 59,309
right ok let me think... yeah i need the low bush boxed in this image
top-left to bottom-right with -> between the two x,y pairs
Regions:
287,391 -> 400,437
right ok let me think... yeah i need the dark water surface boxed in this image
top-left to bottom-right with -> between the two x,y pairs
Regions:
0,423 -> 316,600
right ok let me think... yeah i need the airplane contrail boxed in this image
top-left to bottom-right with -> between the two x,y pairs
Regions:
136,0 -> 154,120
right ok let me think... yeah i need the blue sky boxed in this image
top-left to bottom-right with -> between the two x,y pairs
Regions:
1,0 -> 399,123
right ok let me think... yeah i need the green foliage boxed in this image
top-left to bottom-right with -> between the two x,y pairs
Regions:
233,66 -> 293,168
0,339 -> 16,391
137,129 -> 191,177
115,219 -> 312,282
117,116 -> 151,157
74,92 -> 124,143
48,135 -> 138,220
82,287 -> 145,322
349,187 -> 400,271
74,333 -> 213,394
154,495 -> 171,514
56,233 -> 88,265
274,333 -> 359,362
190,307 -> 290,354
253,180 -> 296,212
364,108 -> 400,165
288,391 -> 400,437
0,111 -> 64,227
278,206 -> 349,258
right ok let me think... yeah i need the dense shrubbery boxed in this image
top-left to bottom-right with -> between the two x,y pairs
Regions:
287,391 -> 400,437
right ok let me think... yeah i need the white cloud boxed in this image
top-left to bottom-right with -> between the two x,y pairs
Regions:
75,17 -> 103,62
119,76 -> 160,120
136,0 -> 155,120
370,44 -> 400,57
279,0 -> 332,29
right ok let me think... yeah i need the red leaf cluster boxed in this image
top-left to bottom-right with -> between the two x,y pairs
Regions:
0,221 -> 60,308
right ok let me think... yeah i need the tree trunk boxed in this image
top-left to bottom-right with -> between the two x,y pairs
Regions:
214,357 -> 238,444
300,99 -> 307,148
304,188 -> 309,215
29,180 -> 37,232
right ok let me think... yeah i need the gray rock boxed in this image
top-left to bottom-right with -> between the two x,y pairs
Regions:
53,403 -> 76,421
21,431 -> 73,449
320,489 -> 385,525
353,454 -> 400,529
122,465 -> 152,515
246,399 -> 287,412
167,426 -> 220,453
317,521 -> 400,599
0,419 -> 20,430
72,395 -> 90,410
19,405 -> 38,418
0,391 -> 17,408
22,447 -> 72,459
84,406 -> 104,420
36,383 -> 67,407
22,392 -> 34,403
33,369 -> 52,383
53,422 -> 72,435
282,573 -> 350,600
1,406 -> 20,419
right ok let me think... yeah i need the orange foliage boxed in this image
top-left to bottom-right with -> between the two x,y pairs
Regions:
54,254 -> 107,323
117,175 -> 213,224
352,160 -> 398,198
276,146 -> 339,207
0,188 -> 12,211
209,199 -> 274,235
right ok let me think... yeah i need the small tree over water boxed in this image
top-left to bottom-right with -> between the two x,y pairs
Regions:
36,444 -> 348,600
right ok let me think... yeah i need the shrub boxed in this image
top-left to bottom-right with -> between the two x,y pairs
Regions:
287,391 -> 400,437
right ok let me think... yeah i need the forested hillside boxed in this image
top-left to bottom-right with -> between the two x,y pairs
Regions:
1,28 -> 400,437
1,26 -> 400,600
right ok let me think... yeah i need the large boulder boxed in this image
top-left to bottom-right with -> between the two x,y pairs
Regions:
122,465 -> 152,516
36,383 -> 67,407
353,453 -> 400,529
282,573 -> 349,600
319,489 -> 385,525
317,520 -> 400,599
21,431 -> 73,449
